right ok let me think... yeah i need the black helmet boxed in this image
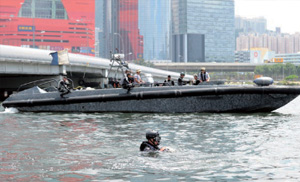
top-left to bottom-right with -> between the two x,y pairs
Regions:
146,130 -> 161,144
180,72 -> 185,76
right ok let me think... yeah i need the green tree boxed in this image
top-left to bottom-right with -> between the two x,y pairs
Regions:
284,63 -> 297,76
285,75 -> 298,81
133,59 -> 154,67
255,63 -> 298,80
264,65 -> 273,76
296,66 -> 300,76
272,64 -> 283,80
254,66 -> 264,75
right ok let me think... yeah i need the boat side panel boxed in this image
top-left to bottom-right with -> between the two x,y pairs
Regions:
15,93 -> 297,113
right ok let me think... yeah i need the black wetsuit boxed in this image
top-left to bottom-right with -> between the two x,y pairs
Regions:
140,141 -> 160,152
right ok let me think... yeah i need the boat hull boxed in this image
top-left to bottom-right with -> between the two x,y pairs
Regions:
2,85 -> 300,113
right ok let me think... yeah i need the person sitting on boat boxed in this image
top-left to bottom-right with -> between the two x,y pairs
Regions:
192,74 -> 201,85
124,69 -> 131,76
178,72 -> 186,86
134,69 -> 145,86
140,130 -> 168,152
127,69 -> 134,83
198,67 -> 210,83
163,75 -> 175,86
121,69 -> 133,85
58,76 -> 71,97
122,73 -> 134,93
109,77 -> 120,88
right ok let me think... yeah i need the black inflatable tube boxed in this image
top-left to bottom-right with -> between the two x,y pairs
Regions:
3,86 -> 300,108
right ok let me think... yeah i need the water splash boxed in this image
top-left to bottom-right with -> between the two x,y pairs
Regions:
0,107 -> 19,114
275,96 -> 300,115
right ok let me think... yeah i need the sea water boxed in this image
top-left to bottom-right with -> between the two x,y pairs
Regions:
1,97 -> 300,181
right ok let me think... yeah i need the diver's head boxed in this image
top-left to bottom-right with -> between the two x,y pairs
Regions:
146,130 -> 161,146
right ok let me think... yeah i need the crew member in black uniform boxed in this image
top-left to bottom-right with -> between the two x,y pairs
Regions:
163,75 -> 175,86
58,76 -> 71,97
192,74 -> 200,85
140,131 -> 168,152
123,69 -> 134,83
178,72 -> 186,86
122,73 -> 134,93
198,67 -> 210,83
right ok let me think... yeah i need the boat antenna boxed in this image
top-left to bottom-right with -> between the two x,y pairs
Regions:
107,49 -> 129,81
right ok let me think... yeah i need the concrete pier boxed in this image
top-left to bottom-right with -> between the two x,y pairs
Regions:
0,45 -> 186,100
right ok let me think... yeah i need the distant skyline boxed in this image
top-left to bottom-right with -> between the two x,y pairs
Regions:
235,0 -> 300,34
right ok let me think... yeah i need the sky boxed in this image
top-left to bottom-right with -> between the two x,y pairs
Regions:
235,0 -> 300,34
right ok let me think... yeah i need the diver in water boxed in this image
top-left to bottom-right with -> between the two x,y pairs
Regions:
140,131 -> 168,152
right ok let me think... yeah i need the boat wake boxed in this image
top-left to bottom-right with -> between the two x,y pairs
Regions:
0,107 -> 19,114
275,96 -> 300,115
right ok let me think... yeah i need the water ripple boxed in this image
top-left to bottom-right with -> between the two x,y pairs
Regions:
1,101 -> 300,181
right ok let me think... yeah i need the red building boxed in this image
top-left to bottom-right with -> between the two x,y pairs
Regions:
118,0 -> 143,60
100,0 -> 143,60
0,0 -> 95,56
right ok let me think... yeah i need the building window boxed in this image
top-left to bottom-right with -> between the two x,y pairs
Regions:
19,0 -> 68,20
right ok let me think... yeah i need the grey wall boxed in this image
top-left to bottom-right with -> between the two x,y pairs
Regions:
187,34 -> 205,62
172,33 -> 205,62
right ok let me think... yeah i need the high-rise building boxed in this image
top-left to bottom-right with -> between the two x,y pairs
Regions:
97,0 -> 143,61
138,0 -> 171,61
235,16 -> 267,34
276,27 -> 281,34
236,33 -> 300,54
235,50 -> 250,62
96,0 -> 109,58
171,0 -> 235,63
0,0 -> 95,56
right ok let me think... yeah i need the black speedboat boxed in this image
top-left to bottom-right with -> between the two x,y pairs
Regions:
2,81 -> 300,113
2,54 -> 300,113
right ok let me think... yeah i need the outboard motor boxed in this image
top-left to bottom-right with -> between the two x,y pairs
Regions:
253,77 -> 274,86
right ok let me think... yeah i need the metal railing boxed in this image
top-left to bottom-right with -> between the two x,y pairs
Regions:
17,78 -> 59,91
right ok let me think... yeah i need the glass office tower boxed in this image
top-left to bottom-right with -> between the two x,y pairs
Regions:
97,0 -> 143,60
138,0 -> 171,61
172,0 -> 235,62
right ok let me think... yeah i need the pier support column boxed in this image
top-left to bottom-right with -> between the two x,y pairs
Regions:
100,69 -> 108,88
0,90 -> 5,101
0,90 -> 12,102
